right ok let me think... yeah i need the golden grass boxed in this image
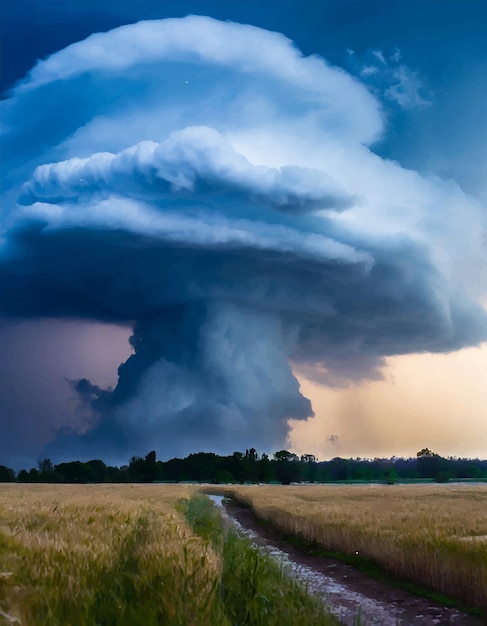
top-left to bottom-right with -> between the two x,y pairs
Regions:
2,483 -> 485,624
212,483 -> 487,608
0,484 -> 228,626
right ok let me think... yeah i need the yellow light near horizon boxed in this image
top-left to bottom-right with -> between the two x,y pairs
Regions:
288,344 -> 487,460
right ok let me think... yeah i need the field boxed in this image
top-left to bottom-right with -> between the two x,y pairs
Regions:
0,484 -> 336,626
211,483 -> 487,610
0,484 -> 222,625
2,483 -> 485,624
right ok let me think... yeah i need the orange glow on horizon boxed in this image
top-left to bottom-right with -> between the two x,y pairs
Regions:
288,345 -> 487,460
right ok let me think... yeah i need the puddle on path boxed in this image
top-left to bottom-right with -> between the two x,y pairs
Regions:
209,495 -> 484,626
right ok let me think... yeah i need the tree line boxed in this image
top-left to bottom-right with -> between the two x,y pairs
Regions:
1,447 -> 486,485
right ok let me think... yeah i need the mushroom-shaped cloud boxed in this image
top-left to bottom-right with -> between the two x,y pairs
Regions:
1,16 -> 486,461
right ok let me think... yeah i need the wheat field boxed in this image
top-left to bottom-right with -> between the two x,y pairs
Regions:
212,483 -> 487,609
0,484 -> 229,625
0,484 -> 338,626
2,482 -> 485,623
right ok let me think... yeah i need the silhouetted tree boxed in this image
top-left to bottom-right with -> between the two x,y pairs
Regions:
216,469 -> 236,483
143,450 -> 157,482
327,457 -> 350,481
231,452 -> 246,483
127,456 -> 146,482
385,467 -> 399,484
38,458 -> 54,473
85,459 -> 108,483
416,449 -> 448,478
0,465 -> 15,482
417,448 -> 435,458
55,461 -> 95,483
257,453 -> 275,483
273,450 -> 302,484
10,449 -> 487,485
434,470 -> 450,483
274,450 -> 299,462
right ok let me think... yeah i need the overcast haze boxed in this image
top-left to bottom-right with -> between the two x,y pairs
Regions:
1,1 -> 486,468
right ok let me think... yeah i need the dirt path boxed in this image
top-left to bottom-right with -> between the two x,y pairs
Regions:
210,496 -> 484,626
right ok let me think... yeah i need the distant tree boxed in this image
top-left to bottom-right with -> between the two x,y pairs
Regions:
105,465 -> 125,483
301,454 -> 318,482
55,461 -> 95,483
416,449 -> 448,479
231,452 -> 246,483
28,468 -> 39,482
10,449 -> 487,486
216,469 -> 235,484
257,453 -> 275,483
245,448 -> 258,461
242,448 -> 259,482
417,448 -> 435,458
38,458 -> 54,473
154,460 -> 167,482
434,470 -> 451,483
0,465 -> 15,482
126,451 -> 157,482
85,459 -> 108,483
184,452 -> 219,483
160,458 -> 179,482
273,450 -> 299,462
17,469 -> 29,482
37,458 -> 59,482
273,450 -> 302,484
144,450 -> 157,483
127,456 -> 146,482
458,462 -> 482,479
394,458 -> 420,479
385,467 -> 399,484
327,457 -> 350,481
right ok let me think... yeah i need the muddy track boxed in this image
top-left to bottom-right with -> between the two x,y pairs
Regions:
212,496 -> 484,626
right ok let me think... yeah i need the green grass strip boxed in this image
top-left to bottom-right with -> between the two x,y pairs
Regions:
179,494 -> 338,626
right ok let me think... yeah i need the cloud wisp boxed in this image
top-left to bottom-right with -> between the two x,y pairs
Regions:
1,16 -> 486,461
347,47 -> 432,110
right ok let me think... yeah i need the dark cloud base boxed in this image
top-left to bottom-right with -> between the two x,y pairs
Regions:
1,219 -> 485,462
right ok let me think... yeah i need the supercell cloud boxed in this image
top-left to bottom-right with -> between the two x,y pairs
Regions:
1,16 -> 486,461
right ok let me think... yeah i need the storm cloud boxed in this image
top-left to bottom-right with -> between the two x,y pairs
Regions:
1,16 -> 486,462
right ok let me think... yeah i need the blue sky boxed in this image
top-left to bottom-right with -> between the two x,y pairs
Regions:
1,1 -> 486,467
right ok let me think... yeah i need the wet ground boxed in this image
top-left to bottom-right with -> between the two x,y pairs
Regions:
209,495 -> 484,626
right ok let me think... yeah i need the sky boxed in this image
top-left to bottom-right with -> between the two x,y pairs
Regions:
1,0 -> 486,469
